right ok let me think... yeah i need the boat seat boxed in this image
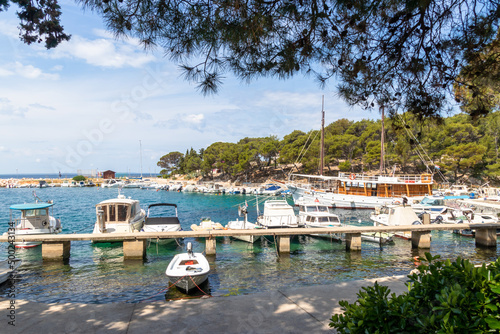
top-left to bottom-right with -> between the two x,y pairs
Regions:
144,217 -> 180,225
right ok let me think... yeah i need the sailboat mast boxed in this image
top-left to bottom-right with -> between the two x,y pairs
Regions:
380,105 -> 385,174
319,96 -> 325,176
139,140 -> 143,178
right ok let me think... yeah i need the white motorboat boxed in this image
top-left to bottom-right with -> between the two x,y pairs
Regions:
298,203 -> 342,240
140,182 -> 162,190
370,205 -> 421,240
226,205 -> 263,243
411,196 -> 448,219
0,259 -> 22,284
165,242 -> 210,292
437,207 -> 499,237
101,179 -> 125,188
92,194 -> 146,242
4,195 -> 62,248
191,218 -> 224,231
257,200 -> 298,228
142,203 -> 182,243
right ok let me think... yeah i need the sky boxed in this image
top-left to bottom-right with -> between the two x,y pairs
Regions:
0,1 -> 372,175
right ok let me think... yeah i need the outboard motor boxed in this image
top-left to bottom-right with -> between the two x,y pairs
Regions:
432,215 -> 444,224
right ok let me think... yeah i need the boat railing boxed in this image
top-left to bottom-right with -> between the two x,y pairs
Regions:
339,173 -> 433,184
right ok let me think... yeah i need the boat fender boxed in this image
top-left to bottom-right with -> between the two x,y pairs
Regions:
412,220 -> 422,225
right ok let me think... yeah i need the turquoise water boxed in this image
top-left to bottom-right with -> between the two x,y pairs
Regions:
0,187 -> 498,303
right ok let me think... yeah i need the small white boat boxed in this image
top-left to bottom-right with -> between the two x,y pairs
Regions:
370,205 -> 421,240
142,203 -> 182,243
166,242 -> 210,292
226,205 -> 263,243
257,200 -> 298,228
4,195 -> 62,248
101,179 -> 125,188
191,218 -> 224,231
298,203 -> 342,240
0,259 -> 22,284
92,193 -> 146,242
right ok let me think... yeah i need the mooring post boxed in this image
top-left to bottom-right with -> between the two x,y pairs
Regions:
42,241 -> 71,261
123,240 -> 146,260
412,213 -> 431,249
205,237 -> 216,256
277,235 -> 290,254
475,228 -> 497,248
345,233 -> 362,251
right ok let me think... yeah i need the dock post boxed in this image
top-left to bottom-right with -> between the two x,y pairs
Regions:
42,241 -> 71,261
277,236 -> 290,254
475,228 -> 497,248
205,237 -> 216,256
412,213 -> 431,249
123,240 -> 146,260
345,233 -> 361,251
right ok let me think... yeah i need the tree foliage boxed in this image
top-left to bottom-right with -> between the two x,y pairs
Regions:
3,0 -> 500,118
156,111 -> 500,184
1,0 -> 70,48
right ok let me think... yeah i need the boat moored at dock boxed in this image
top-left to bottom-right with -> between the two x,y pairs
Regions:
257,200 -> 298,228
5,197 -> 62,248
288,173 -> 434,209
92,194 -> 146,242
166,242 -> 210,293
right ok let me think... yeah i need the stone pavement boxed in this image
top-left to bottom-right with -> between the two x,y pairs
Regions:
1,275 -> 409,333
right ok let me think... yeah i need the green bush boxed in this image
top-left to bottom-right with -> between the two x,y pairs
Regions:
72,175 -> 86,182
330,253 -> 500,333
339,161 -> 351,172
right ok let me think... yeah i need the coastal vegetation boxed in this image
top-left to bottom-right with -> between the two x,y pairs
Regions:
157,111 -> 500,185
330,254 -> 500,333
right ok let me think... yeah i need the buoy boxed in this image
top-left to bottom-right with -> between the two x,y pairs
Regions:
349,173 -> 356,180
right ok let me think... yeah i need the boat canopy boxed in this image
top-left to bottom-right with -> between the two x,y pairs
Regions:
10,203 -> 54,210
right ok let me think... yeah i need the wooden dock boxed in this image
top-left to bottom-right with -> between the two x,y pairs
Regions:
1,221 -> 498,261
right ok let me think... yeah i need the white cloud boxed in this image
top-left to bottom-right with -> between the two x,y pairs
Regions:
0,97 -> 28,117
0,62 -> 59,79
0,68 -> 13,77
48,34 -> 156,68
0,20 -> 20,40
185,113 -> 205,125
13,62 -> 59,79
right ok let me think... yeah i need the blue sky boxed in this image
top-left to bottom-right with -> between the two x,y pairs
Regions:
0,1 -> 371,175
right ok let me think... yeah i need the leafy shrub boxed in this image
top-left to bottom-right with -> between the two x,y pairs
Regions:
339,161 -> 352,172
330,253 -> 500,333
72,175 -> 86,182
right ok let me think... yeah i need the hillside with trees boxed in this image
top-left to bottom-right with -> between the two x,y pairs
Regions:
157,112 -> 500,185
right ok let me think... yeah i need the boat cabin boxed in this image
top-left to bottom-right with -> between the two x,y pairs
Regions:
10,203 -> 57,230
258,200 -> 298,227
336,173 -> 433,198
95,195 -> 144,233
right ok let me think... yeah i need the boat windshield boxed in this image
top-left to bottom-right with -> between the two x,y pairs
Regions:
317,216 -> 339,223
420,197 -> 444,206
24,209 -> 48,217
305,205 -> 329,212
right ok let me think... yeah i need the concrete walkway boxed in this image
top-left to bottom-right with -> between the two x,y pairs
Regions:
1,275 -> 409,334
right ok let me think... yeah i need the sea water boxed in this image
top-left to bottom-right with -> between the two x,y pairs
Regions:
0,187 -> 498,303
